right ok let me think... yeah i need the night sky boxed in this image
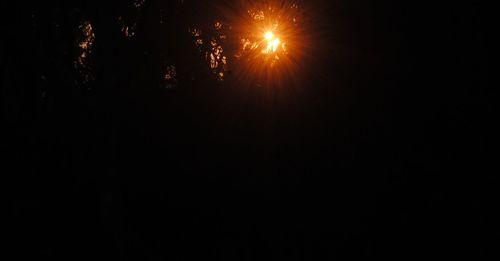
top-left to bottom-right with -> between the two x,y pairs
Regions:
4,0 -> 493,259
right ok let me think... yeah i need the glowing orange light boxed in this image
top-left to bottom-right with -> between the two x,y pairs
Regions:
218,1 -> 316,86
264,31 -> 274,40
262,30 -> 282,54
266,38 -> 281,54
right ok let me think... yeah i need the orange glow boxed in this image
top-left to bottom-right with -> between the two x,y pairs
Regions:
265,38 -> 281,54
264,31 -> 274,40
263,31 -> 282,54
216,0 -> 317,87
262,31 -> 281,54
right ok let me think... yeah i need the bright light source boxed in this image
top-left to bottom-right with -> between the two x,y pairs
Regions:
263,31 -> 281,54
264,31 -> 275,40
265,38 -> 281,54
228,2 -> 310,77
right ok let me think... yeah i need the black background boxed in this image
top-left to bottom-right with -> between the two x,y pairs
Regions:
4,0 -> 493,259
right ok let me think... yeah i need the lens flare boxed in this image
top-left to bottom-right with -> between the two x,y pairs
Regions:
212,0 -> 325,88
263,31 -> 282,54
264,31 -> 274,40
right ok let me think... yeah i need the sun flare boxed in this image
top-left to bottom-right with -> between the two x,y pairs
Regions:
215,0 -> 316,86
262,30 -> 282,54
264,31 -> 274,40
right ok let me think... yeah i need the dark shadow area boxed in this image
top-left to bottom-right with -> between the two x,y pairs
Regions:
4,0 -> 493,259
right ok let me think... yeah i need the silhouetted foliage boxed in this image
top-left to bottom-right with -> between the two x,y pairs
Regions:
4,1 -> 492,260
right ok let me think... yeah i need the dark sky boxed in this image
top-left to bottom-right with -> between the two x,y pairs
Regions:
4,0 -> 493,260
